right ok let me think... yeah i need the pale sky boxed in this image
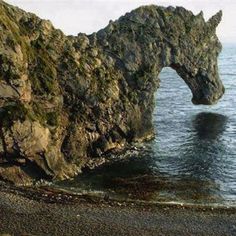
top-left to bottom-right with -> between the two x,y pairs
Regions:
5,0 -> 236,43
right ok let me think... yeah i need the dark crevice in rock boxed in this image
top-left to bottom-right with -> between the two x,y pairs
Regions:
0,126 -> 7,159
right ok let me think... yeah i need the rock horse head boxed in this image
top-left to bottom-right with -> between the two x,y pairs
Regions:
97,6 -> 224,105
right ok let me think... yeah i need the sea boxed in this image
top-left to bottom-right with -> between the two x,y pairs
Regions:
54,43 -> 236,207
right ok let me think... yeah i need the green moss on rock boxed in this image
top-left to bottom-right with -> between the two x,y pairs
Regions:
0,102 -> 28,127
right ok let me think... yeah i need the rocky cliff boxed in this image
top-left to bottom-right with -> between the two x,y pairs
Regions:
0,1 -> 224,184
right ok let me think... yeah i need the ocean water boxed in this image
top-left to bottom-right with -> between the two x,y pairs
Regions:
55,44 -> 236,207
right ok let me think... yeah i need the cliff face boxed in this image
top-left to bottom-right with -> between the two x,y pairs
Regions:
0,1 -> 224,184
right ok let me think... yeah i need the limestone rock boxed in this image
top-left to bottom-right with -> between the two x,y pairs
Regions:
0,166 -> 33,185
10,120 -> 50,157
0,1 -> 224,184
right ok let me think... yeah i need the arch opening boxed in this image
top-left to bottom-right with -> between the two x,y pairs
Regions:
152,67 -> 192,134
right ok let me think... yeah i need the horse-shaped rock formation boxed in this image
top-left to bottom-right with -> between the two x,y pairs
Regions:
0,1 -> 224,184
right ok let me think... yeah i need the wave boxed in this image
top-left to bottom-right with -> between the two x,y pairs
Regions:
41,183 -> 236,209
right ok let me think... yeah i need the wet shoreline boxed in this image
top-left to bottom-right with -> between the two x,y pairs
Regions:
0,183 -> 236,236
1,181 -> 236,211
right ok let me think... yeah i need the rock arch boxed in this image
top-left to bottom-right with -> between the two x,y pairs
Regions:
0,2 -> 224,184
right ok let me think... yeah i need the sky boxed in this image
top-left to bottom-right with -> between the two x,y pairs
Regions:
5,0 -> 236,43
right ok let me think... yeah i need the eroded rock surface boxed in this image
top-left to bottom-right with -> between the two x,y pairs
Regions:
0,1 -> 224,184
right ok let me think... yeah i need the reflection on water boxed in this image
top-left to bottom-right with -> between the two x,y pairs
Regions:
56,112 -> 234,205
56,45 -> 236,206
160,112 -> 229,203
177,112 -> 228,181
193,112 -> 228,140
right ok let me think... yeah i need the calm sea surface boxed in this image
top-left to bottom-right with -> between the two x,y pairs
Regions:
55,44 -> 236,207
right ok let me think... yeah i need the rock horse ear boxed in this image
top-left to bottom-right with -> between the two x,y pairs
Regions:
207,10 -> 222,29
